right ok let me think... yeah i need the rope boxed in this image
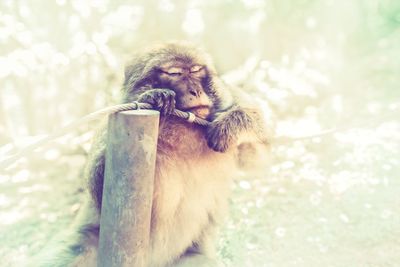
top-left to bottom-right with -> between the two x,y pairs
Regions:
0,102 -> 209,169
104,102 -> 210,126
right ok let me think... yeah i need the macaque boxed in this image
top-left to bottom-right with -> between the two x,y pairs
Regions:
48,42 -> 267,267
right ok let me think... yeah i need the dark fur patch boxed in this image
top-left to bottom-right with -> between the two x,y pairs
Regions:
68,224 -> 100,256
79,224 -> 100,238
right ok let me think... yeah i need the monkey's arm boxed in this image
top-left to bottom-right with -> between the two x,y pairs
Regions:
206,105 -> 255,152
206,86 -> 269,152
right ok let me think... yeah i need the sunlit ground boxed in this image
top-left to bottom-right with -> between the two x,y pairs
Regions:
222,124 -> 400,267
1,1 -> 400,267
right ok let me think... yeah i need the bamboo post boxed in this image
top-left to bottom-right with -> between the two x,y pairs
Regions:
97,110 -> 160,267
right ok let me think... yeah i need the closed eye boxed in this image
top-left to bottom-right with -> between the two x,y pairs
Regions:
190,65 -> 203,73
164,67 -> 184,75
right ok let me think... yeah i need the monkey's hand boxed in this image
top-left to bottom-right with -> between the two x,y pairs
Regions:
137,89 -> 176,115
206,107 -> 252,152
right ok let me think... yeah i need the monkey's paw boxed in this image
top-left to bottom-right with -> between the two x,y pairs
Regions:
206,121 -> 235,153
138,89 -> 176,115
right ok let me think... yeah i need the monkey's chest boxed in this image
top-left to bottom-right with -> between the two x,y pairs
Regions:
148,150 -> 234,266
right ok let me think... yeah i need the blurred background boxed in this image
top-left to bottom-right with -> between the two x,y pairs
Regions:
0,0 -> 399,266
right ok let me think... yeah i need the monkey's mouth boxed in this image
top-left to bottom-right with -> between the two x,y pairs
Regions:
182,105 -> 211,119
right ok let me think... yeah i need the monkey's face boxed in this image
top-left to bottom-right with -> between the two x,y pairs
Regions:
157,61 -> 212,119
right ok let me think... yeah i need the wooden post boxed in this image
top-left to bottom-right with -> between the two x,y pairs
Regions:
97,110 -> 159,267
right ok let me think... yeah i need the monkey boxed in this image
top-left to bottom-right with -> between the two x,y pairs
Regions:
46,41 -> 268,267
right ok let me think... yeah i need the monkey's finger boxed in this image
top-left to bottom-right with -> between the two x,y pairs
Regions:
160,93 -> 171,116
164,97 -> 173,115
163,91 -> 176,115
152,92 -> 164,111
167,95 -> 176,114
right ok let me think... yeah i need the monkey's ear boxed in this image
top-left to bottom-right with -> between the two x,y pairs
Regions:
124,65 -> 135,84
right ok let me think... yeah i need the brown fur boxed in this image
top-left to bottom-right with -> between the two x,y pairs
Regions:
49,42 -> 267,267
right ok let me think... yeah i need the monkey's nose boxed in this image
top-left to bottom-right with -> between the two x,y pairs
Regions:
189,90 -> 202,97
